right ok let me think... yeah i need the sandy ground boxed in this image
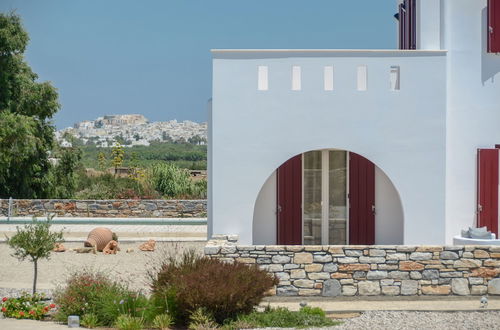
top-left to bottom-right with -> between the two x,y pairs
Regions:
0,241 -> 206,292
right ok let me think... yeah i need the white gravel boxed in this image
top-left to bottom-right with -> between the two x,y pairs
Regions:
332,311 -> 500,330
254,311 -> 500,330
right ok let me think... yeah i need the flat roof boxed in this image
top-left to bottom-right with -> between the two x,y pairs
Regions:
211,49 -> 447,53
211,49 -> 448,59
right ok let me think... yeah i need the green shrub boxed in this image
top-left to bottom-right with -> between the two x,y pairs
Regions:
152,313 -> 174,330
150,250 -> 278,325
75,182 -> 115,199
81,313 -> 99,328
188,307 -> 217,330
225,307 -> 338,329
96,289 -> 155,326
191,179 -> 207,199
54,270 -> 158,326
300,305 -> 326,318
75,172 -> 158,200
114,314 -> 144,330
150,163 -> 193,198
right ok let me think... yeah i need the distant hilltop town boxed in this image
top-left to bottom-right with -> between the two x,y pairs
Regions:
56,114 -> 207,148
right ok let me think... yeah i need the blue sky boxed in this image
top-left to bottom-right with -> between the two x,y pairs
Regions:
0,0 -> 397,128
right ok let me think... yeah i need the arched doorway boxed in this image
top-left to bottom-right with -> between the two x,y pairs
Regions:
252,149 -> 404,245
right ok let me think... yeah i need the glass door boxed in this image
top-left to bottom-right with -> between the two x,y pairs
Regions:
328,150 -> 347,244
303,151 -> 322,244
303,150 -> 348,245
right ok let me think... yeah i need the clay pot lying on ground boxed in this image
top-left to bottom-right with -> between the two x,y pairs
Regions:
84,227 -> 114,251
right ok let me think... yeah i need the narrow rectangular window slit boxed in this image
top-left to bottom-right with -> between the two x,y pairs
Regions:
390,66 -> 400,91
292,65 -> 301,91
357,65 -> 367,91
324,66 -> 334,91
258,66 -> 268,91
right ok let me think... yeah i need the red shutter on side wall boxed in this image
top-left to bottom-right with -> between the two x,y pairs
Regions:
399,0 -> 416,50
277,155 -> 302,245
489,0 -> 500,53
349,153 -> 375,245
398,4 -> 406,50
477,149 -> 499,236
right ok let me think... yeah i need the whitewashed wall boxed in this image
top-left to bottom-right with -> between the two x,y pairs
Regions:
252,171 -> 277,245
442,0 -> 500,243
375,167 -> 404,244
210,50 -> 447,245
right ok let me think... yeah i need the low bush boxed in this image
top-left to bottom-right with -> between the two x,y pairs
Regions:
75,172 -> 159,200
0,293 -> 55,320
188,307 -> 217,330
81,313 -> 99,328
53,270 -> 152,326
152,313 -> 174,330
96,289 -> 155,326
150,250 -> 278,325
114,314 -> 144,330
150,163 -> 193,198
224,306 -> 339,329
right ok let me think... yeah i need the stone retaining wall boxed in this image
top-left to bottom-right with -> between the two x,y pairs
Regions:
0,199 -> 206,218
204,235 -> 500,297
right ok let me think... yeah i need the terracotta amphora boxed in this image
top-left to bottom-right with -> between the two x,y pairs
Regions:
84,227 -> 113,251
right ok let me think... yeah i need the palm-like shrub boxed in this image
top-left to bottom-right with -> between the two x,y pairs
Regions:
150,163 -> 192,198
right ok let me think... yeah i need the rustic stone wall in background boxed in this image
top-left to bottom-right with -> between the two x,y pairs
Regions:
205,235 -> 500,297
0,199 -> 206,218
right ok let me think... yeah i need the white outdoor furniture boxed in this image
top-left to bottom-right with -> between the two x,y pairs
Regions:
453,233 -> 500,245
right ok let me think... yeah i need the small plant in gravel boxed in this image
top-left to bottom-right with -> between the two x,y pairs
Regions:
54,270 -> 157,327
0,293 -> 56,320
188,307 -> 218,330
223,306 -> 339,329
114,314 -> 145,330
152,313 -> 174,329
7,216 -> 64,294
81,313 -> 99,328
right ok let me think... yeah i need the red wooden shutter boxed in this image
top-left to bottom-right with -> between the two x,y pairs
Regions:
277,155 -> 302,245
398,0 -> 417,50
488,0 -> 500,53
477,148 -> 499,236
349,153 -> 375,245
398,4 -> 406,50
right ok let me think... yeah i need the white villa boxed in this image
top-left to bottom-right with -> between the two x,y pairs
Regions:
208,0 -> 500,246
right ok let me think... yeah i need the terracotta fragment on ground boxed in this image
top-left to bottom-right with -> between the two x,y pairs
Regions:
103,240 -> 120,255
139,239 -> 156,251
73,247 -> 96,254
53,243 -> 66,252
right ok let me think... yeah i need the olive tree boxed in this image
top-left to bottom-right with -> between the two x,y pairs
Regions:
7,217 -> 64,294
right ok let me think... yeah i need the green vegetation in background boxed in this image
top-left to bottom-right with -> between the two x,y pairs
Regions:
0,13 -> 60,198
79,141 -> 207,170
74,164 -> 206,200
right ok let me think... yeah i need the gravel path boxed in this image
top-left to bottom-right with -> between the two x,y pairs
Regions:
331,311 -> 500,330
0,241 -> 205,292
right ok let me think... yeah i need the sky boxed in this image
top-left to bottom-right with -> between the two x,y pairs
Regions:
0,0 -> 397,129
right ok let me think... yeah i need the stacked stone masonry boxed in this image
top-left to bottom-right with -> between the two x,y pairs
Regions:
0,199 -> 206,218
205,236 -> 500,297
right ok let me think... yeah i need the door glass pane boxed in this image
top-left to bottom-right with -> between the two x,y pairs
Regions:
329,150 -> 347,244
303,151 -> 322,245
